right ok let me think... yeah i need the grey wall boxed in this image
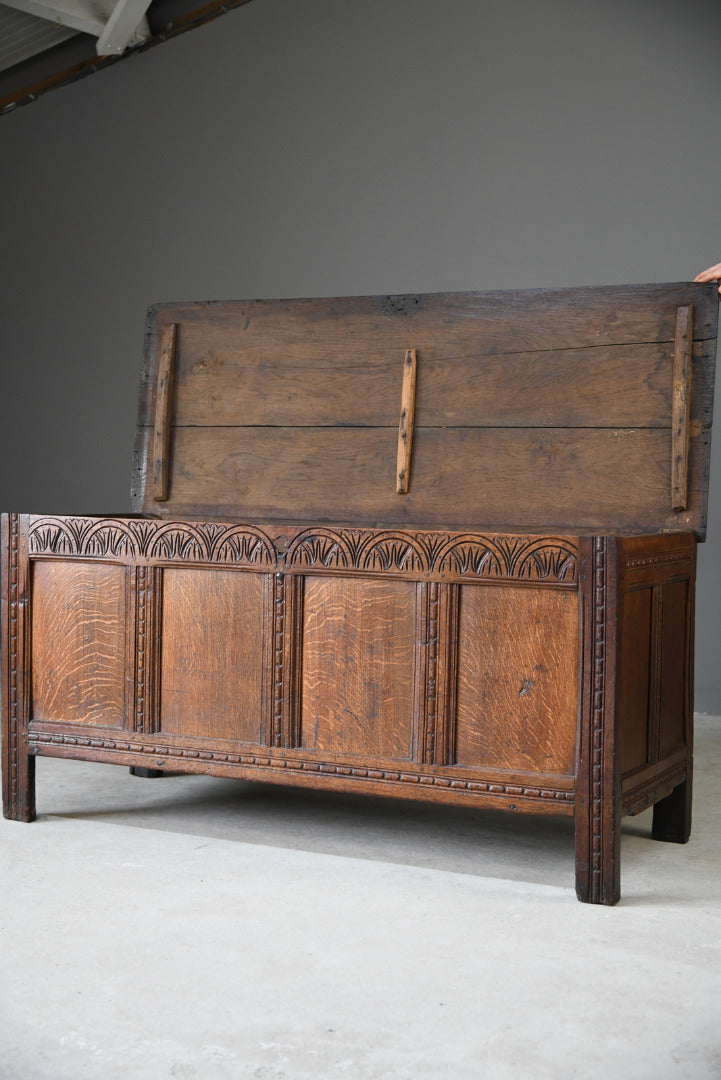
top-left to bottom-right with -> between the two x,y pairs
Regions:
1,0 -> 720,709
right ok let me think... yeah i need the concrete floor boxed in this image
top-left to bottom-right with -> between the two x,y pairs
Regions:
2,717 -> 720,1080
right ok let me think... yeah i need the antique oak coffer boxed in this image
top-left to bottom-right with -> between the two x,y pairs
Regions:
2,284 -> 718,904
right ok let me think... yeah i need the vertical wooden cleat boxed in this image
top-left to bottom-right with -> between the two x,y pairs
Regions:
396,348 -> 418,494
671,305 -> 693,512
153,322 -> 177,502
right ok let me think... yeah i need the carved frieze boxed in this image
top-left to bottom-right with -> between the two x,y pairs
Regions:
28,517 -> 277,568
27,516 -> 579,584
286,528 -> 578,584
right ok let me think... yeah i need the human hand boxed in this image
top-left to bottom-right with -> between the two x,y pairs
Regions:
694,262 -> 721,295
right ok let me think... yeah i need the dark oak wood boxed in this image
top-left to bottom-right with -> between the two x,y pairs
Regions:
159,568 -> 268,743
652,778 -> 692,844
671,306 -> 693,511
132,286 -> 717,539
152,323 -> 176,502
454,585 -> 578,775
1,514 -> 35,822
135,337 -> 718,430
575,536 -> 621,905
300,576 -> 416,759
30,560 -> 129,727
2,283 -> 718,905
131,424 -> 710,533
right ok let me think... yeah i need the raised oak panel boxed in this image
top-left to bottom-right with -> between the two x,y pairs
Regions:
160,568 -> 266,742
300,576 -> 416,759
618,587 -> 653,777
658,579 -> 688,759
454,585 -> 578,775
31,560 -> 128,727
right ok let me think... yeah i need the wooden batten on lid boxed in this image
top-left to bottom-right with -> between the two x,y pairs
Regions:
152,322 -> 177,502
131,284 -> 718,539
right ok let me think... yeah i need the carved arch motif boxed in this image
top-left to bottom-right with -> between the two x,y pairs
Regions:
284,527 -> 577,583
28,518 -> 577,583
29,517 -> 277,569
286,528 -> 363,570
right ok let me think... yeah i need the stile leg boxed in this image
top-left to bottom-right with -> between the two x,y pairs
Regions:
129,767 -> 165,779
575,795 -> 621,905
2,513 -> 36,822
2,740 -> 36,823
575,536 -> 621,905
652,774 -> 692,844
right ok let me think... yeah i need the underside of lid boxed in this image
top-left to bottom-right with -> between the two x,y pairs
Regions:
131,283 -> 719,539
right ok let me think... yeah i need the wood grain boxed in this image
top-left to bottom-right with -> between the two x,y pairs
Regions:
30,560 -> 128,727
396,348 -> 417,494
2,513 -> 36,821
658,578 -> 688,760
6,283 -> 715,904
300,576 -> 416,760
617,586 -> 652,777
141,340 -> 713,430
152,322 -> 176,501
575,536 -> 621,905
159,568 -> 267,742
454,584 -> 578,774
615,533 -> 696,819
671,306 -> 693,511
140,289 -> 718,414
132,286 -> 718,540
144,424 -> 707,535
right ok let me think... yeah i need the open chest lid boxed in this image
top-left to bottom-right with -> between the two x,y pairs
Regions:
131,283 -> 718,539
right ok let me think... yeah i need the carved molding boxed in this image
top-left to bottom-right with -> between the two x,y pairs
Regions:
624,550 -> 692,572
6,513 -> 19,817
28,517 -> 578,585
27,731 -> 574,805
286,528 -> 578,584
133,567 -> 148,734
29,517 -> 277,568
424,581 -> 440,765
133,566 -> 161,735
272,573 -> 285,749
623,762 -> 687,817
590,535 -> 609,893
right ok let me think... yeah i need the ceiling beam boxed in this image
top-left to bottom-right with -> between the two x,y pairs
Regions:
96,0 -> 152,54
1,0 -> 151,53
1,0 -> 256,116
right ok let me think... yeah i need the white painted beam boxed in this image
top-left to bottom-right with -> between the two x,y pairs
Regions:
96,0 -> 151,54
1,0 -> 151,53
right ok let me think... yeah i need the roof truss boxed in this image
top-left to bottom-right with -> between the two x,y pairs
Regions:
1,0 -> 151,54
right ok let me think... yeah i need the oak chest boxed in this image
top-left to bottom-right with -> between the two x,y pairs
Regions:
3,284 -> 718,903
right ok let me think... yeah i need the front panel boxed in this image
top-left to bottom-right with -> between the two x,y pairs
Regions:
300,576 -> 417,759
159,567 -> 268,743
15,515 -> 581,817
30,560 -> 129,728
454,584 -> 578,776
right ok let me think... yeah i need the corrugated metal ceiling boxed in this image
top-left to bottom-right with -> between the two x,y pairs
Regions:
0,0 -> 254,112
0,5 -> 78,72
